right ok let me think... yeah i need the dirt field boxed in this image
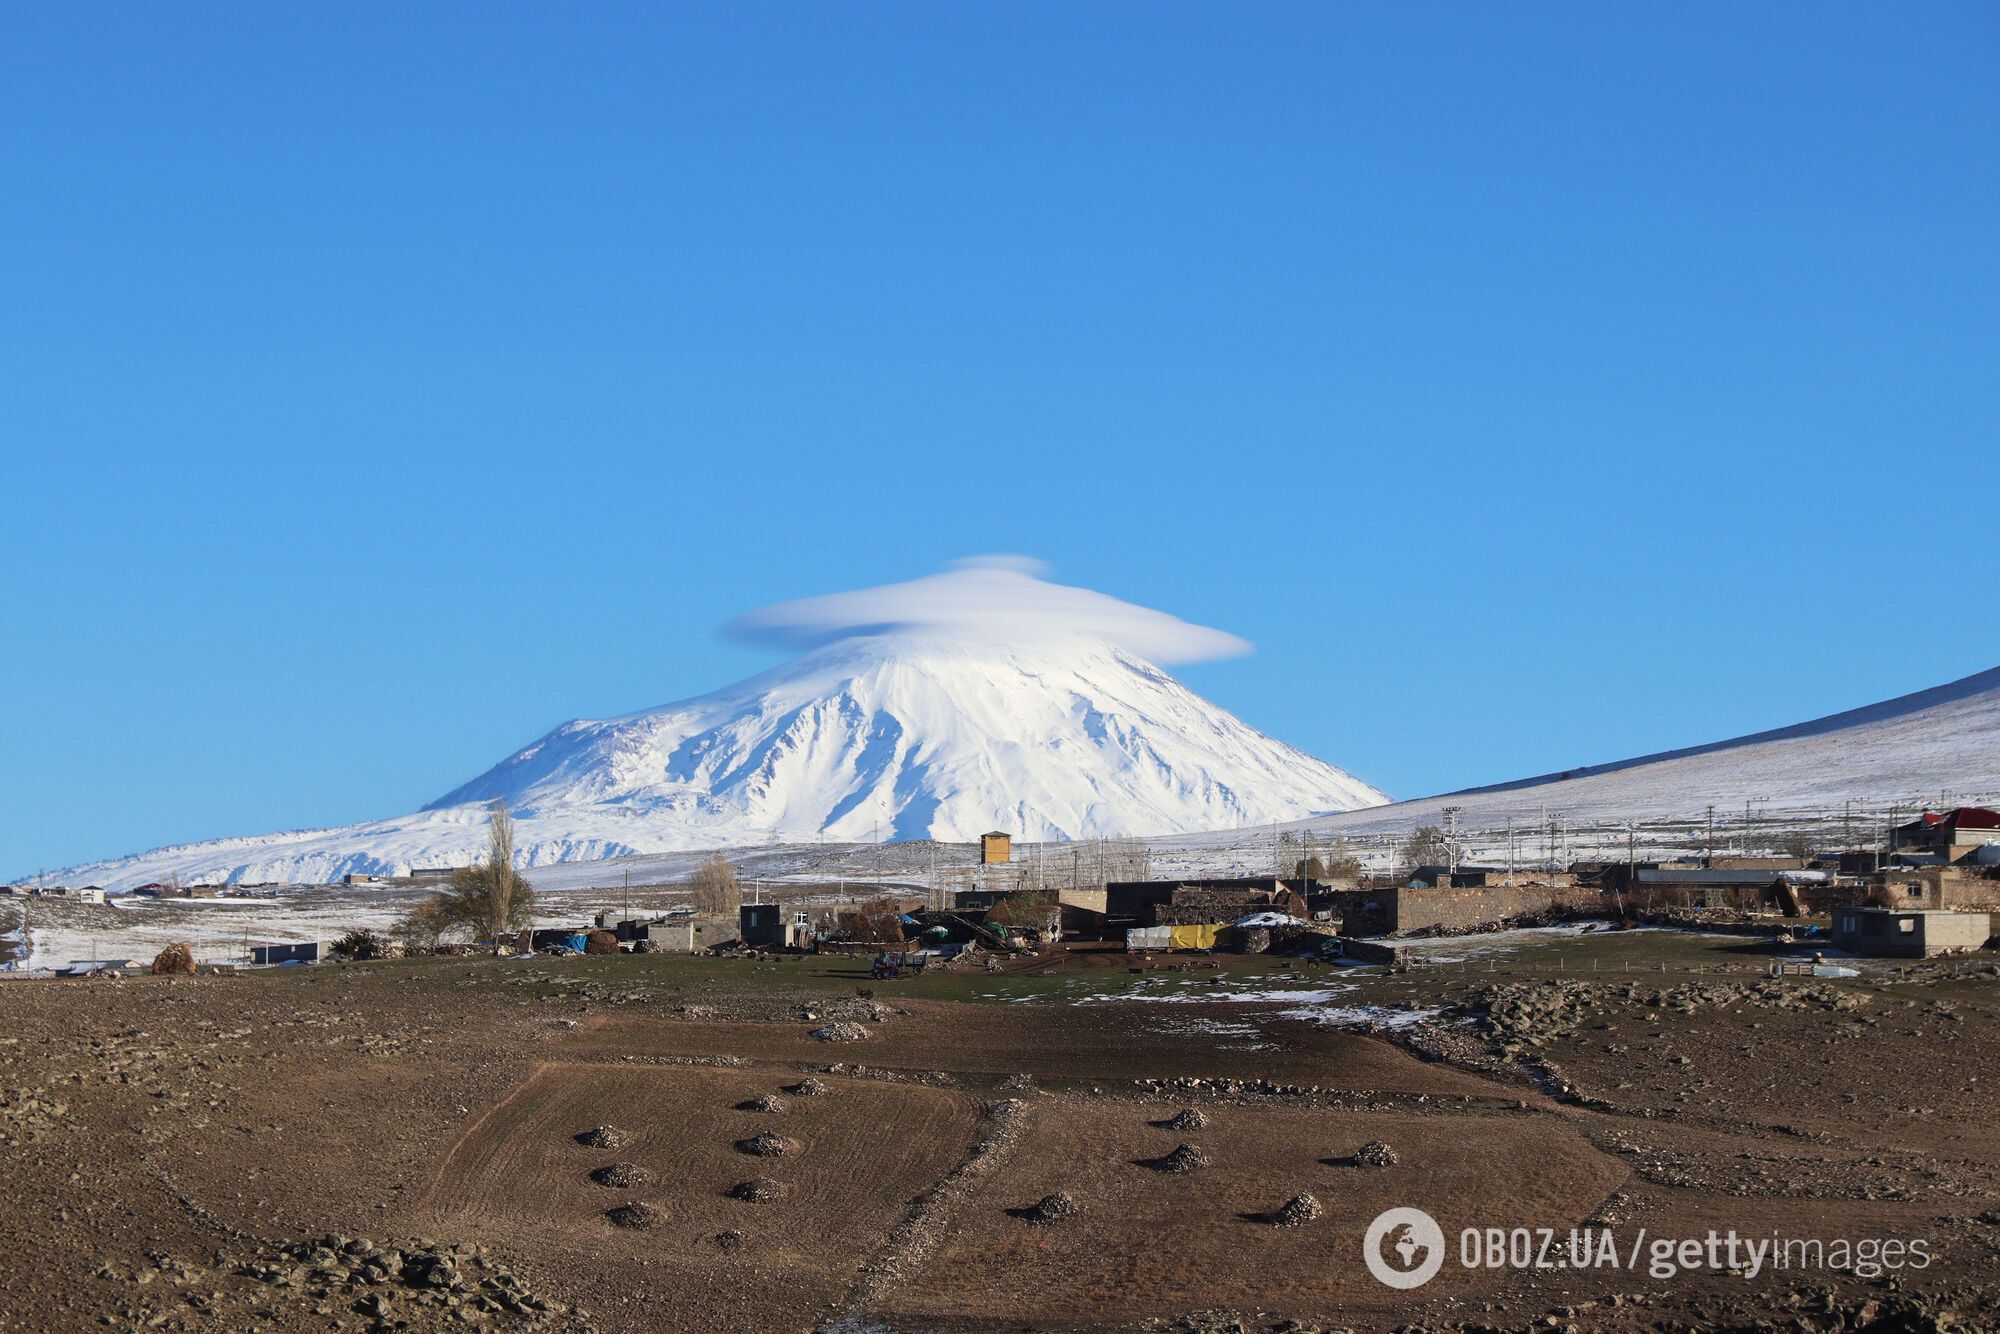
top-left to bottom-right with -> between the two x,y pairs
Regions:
0,928 -> 1997,1331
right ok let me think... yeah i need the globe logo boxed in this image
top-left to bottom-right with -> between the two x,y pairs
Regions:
1363,1207 -> 1446,1289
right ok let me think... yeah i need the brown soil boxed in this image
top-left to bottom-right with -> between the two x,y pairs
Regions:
0,940 -> 1995,1331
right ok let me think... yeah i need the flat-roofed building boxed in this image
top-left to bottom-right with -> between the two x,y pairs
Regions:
1830,907 -> 1993,958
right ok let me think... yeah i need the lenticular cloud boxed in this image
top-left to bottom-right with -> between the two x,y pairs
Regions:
723,556 -> 1252,664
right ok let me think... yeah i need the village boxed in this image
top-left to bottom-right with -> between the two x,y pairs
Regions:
10,805 -> 1998,979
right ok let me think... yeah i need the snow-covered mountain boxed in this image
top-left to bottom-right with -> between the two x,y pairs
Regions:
42,632 -> 1388,889
37,543 -> 1996,892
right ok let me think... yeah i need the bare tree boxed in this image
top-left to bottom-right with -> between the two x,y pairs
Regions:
691,853 -> 742,918
843,897 -> 906,944
1400,825 -> 1450,871
428,801 -> 536,942
1300,838 -> 1363,882
486,800 -> 519,933
1778,830 -> 1815,863
396,896 -> 454,953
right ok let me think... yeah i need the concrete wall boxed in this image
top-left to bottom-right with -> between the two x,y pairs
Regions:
1331,884 -> 1590,936
1056,887 -> 1107,914
1923,912 -> 1996,955
641,916 -> 735,953
1389,885 -> 1562,933
1877,869 -> 2000,911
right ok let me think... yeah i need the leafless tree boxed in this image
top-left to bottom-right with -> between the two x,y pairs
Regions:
691,853 -> 742,918
429,801 -> 535,942
1400,825 -> 1450,871
1300,838 -> 1363,882
1778,830 -> 1815,862
396,896 -> 454,953
843,897 -> 906,944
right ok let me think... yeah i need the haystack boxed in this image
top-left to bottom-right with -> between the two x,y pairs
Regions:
152,943 -> 196,976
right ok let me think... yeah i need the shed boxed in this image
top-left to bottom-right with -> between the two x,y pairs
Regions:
250,941 -> 321,966
1830,907 -> 1994,958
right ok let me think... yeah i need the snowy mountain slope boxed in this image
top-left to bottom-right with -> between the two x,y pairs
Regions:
40,632 -> 1387,889
1158,663 -> 2000,853
429,634 -> 1386,841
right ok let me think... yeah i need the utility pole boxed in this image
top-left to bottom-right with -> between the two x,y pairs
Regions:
1741,795 -> 1768,858
1704,806 -> 1717,867
1442,806 -> 1463,875
1505,817 -> 1515,887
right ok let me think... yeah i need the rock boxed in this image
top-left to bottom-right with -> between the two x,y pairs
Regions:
604,1201 -> 664,1230
809,1022 -> 869,1042
1147,1143 -> 1210,1174
734,1131 -> 798,1157
589,1162 -> 648,1188
727,1178 -> 784,1203
1270,1193 -> 1323,1227
1352,1140 -> 1399,1168
575,1125 -> 627,1149
1158,1108 -> 1209,1131
1018,1192 -> 1077,1224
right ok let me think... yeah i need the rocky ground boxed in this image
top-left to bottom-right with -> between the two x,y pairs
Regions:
0,932 -> 1994,1330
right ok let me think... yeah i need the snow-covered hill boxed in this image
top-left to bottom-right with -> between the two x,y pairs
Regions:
41,631 -> 1387,889
1158,663 -> 2000,855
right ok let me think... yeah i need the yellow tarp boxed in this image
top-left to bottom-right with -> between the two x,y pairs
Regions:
1169,924 -> 1223,951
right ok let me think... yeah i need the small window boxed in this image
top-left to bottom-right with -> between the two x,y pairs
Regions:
1899,919 -> 1916,934
1907,885 -> 1922,897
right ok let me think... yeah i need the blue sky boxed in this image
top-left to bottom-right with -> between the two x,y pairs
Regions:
4,3 -> 1996,874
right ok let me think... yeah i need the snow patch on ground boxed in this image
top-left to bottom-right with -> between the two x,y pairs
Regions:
1274,1003 -> 1446,1028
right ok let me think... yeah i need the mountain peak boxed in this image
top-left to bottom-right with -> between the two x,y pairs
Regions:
424,628 -> 1386,845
